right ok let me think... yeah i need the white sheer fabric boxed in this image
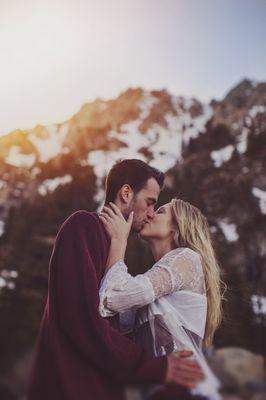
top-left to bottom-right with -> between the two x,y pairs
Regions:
99,247 -> 221,400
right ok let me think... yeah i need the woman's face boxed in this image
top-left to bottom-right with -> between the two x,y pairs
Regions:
140,202 -> 175,241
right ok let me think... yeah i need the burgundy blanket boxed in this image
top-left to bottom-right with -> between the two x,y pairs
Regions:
28,211 -> 167,400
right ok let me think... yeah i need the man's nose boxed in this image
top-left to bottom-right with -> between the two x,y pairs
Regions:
147,208 -> 155,219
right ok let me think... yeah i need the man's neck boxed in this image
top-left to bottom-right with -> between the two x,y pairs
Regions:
113,199 -> 128,218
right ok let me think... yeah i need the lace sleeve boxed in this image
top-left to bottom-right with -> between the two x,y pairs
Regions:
145,248 -> 206,296
99,248 -> 206,317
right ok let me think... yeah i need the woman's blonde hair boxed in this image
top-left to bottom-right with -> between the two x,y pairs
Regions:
170,198 -> 225,347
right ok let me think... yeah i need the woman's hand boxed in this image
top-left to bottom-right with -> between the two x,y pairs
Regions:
99,202 -> 134,242
99,203 -> 134,270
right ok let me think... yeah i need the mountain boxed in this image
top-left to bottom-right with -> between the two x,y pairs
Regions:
0,87 -> 213,208
0,79 -> 265,396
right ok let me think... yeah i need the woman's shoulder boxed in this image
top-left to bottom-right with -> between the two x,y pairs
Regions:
155,248 -> 201,269
160,248 -> 202,270
167,247 -> 201,260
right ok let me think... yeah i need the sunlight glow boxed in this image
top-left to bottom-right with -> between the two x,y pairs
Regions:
0,0 -> 265,135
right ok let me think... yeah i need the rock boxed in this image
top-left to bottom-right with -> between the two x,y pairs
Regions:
251,395 -> 266,400
207,347 -> 265,391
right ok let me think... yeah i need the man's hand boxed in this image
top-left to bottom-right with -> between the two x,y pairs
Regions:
165,351 -> 205,389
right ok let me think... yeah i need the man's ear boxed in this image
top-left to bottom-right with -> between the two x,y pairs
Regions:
119,184 -> 134,204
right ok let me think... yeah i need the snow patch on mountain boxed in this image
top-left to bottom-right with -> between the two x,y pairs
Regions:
0,269 -> 18,292
38,175 -> 72,196
249,105 -> 266,119
1,270 -> 18,279
236,127 -> 249,154
31,167 -> 41,178
251,295 -> 266,316
252,187 -> 266,215
180,109 -> 213,146
218,219 -> 239,242
234,104 -> 266,155
139,94 -> 159,120
88,92 -> 212,203
0,220 -> 5,237
29,124 -> 69,163
108,92 -> 160,153
211,145 -> 234,167
0,277 -> 7,289
5,146 -> 36,168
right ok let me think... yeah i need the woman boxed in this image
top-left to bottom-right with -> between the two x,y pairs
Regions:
98,198 -> 223,399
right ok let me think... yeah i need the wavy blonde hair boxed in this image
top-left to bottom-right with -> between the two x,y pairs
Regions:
170,198 -> 224,347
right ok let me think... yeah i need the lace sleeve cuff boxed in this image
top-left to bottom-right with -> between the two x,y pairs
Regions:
99,260 -> 127,317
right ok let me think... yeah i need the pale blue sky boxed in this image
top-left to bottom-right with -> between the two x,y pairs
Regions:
0,0 -> 265,135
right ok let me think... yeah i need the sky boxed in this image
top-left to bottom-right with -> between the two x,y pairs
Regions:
0,0 -> 265,136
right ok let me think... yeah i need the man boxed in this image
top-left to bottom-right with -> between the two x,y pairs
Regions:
28,159 -> 204,400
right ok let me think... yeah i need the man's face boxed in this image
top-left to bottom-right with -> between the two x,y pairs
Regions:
127,177 -> 161,232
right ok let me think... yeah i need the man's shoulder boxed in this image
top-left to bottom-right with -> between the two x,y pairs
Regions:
67,209 -> 96,222
60,210 -> 102,233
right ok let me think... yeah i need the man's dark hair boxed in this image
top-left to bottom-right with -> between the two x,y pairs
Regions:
104,159 -> 164,204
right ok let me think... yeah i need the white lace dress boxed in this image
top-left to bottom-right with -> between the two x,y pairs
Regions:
99,247 -> 221,400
